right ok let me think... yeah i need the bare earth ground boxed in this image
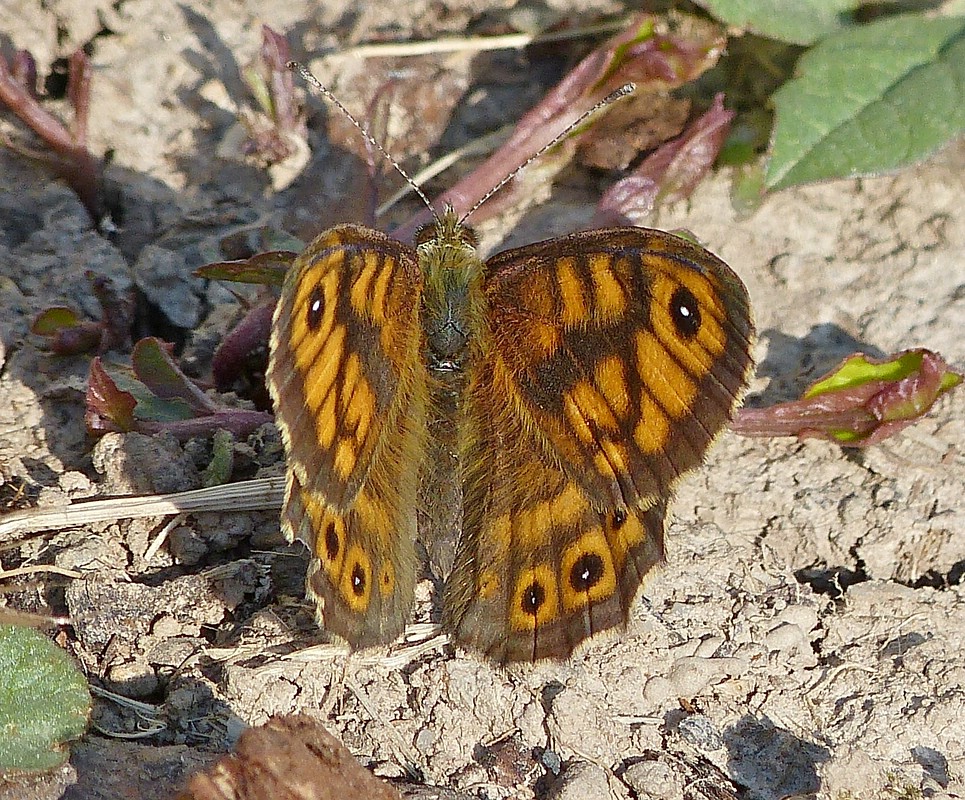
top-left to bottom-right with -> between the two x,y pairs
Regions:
1,2 -> 963,799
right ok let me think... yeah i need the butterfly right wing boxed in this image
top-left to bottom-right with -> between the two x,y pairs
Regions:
444,364 -> 669,661
444,228 -> 752,661
267,225 -> 428,648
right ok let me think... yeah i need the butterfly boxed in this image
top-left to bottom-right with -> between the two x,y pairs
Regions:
266,202 -> 754,662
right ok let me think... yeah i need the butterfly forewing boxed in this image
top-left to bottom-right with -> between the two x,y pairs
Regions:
267,225 -> 428,647
268,225 -> 425,507
480,228 -> 754,510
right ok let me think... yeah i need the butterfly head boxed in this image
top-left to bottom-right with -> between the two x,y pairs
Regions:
414,204 -> 479,252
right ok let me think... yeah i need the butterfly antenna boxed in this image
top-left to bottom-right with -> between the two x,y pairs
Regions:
460,82 -> 636,225
288,60 -> 437,217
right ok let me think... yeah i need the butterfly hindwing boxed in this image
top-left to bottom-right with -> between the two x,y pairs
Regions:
444,355 -> 668,661
267,225 -> 427,647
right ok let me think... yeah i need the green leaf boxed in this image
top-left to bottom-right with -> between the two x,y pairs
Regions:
195,250 -> 296,285
766,15 -> 965,190
30,307 -> 81,335
132,338 -> 217,414
729,161 -> 766,217
132,393 -> 197,423
242,62 -> 274,118
806,351 -> 917,397
806,351 -> 962,399
595,18 -> 655,89
0,626 -> 90,773
202,429 -> 236,488
695,0 -> 857,46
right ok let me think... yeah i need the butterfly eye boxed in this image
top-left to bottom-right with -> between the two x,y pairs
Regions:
612,508 -> 628,528
307,285 -> 326,330
521,581 -> 546,616
458,226 -> 478,248
414,224 -> 435,246
351,562 -> 367,597
669,286 -> 701,339
569,552 -> 605,593
323,521 -> 340,559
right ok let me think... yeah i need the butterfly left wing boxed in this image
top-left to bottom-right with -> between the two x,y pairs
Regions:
268,225 -> 428,648
443,228 -> 753,661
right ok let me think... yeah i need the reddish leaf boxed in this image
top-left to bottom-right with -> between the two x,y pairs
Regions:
136,410 -> 273,440
260,26 -> 299,133
594,93 -> 734,226
732,349 -> 962,447
86,271 -> 135,351
85,358 -> 136,433
0,48 -> 103,220
11,50 -> 37,97
66,49 -> 91,144
233,26 -> 307,168
47,324 -> 103,356
212,298 -> 276,393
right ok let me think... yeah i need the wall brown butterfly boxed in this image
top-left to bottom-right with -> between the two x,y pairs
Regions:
267,71 -> 754,662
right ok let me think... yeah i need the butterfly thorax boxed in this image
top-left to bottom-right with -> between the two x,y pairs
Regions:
416,209 -> 487,375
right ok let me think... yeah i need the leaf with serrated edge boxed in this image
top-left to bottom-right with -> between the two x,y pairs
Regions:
767,16 -> 965,190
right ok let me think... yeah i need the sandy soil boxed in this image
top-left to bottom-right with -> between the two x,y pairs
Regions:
1,2 -> 963,799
